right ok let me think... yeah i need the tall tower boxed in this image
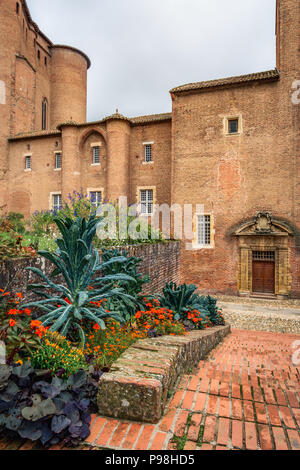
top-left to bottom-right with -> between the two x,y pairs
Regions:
50,45 -> 90,128
0,0 -> 23,207
276,0 -> 300,77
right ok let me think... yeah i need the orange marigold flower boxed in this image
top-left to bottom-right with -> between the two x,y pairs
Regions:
16,292 -> 22,299
8,309 -> 18,315
135,312 -> 142,319
93,323 -> 100,331
31,320 -> 42,329
9,319 -> 16,327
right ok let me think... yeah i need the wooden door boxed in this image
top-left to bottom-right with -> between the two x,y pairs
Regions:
252,260 -> 275,294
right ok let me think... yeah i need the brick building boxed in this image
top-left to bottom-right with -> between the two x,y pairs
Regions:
0,0 -> 299,298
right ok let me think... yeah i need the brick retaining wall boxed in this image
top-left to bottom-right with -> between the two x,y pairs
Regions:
97,325 -> 230,423
0,241 -> 180,300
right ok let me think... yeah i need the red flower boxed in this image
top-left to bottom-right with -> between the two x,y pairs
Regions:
93,323 -> 100,331
9,319 -> 16,327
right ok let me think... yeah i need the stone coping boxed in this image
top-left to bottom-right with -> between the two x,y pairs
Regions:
97,325 -> 230,423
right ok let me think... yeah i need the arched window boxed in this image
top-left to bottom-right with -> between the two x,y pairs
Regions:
16,3 -> 19,14
42,98 -> 48,130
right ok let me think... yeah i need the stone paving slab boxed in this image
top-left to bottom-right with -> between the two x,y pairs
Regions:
2,329 -> 300,450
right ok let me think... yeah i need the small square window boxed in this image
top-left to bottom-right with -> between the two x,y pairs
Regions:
90,191 -> 102,208
145,145 -> 152,163
197,215 -> 211,246
52,194 -> 62,212
25,156 -> 31,170
92,146 -> 100,164
228,118 -> 239,134
55,153 -> 62,169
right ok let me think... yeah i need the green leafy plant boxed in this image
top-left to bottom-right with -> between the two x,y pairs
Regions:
30,330 -> 88,379
22,215 -> 137,346
0,291 -> 43,363
156,282 -> 224,326
100,249 -> 150,320
157,282 -> 204,320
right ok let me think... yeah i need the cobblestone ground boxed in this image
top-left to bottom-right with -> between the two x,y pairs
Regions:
1,329 -> 300,451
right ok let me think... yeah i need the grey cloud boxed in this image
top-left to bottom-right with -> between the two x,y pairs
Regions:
27,0 -> 276,121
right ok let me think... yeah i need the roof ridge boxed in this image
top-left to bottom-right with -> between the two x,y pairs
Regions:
170,69 -> 280,94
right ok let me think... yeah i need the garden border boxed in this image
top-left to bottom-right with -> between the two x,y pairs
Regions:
97,325 -> 230,423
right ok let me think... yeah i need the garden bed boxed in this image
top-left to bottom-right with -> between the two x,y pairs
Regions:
97,325 -> 230,423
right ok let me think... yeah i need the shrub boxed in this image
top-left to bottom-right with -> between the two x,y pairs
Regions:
134,299 -> 186,337
0,291 -> 45,363
157,282 -> 204,320
30,331 -> 88,379
85,318 -> 148,369
157,283 -> 225,326
0,362 -> 96,447
59,190 -> 98,220
22,215 -> 137,346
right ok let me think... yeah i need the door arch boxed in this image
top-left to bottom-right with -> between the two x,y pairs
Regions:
234,212 -> 293,298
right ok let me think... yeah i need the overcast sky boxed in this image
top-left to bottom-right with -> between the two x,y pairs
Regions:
27,0 -> 276,122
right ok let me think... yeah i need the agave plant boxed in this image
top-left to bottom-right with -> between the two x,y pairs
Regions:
22,215 -> 136,345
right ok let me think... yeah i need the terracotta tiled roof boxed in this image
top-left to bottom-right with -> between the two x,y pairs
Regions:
130,113 -> 172,125
170,69 -> 280,94
8,129 -> 61,141
102,111 -> 131,123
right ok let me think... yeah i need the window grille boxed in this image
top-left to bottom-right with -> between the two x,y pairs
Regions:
252,251 -> 275,261
197,215 -> 211,245
55,153 -> 62,169
25,156 -> 31,170
90,191 -> 102,208
140,189 -> 153,215
52,194 -> 62,212
92,146 -> 100,164
145,145 -> 152,163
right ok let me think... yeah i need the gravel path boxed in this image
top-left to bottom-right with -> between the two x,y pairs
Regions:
219,299 -> 300,334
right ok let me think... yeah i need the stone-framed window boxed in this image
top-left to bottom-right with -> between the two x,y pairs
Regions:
197,215 -> 211,246
90,191 -> 102,208
25,155 -> 31,171
224,115 -> 242,135
143,142 -> 154,164
52,194 -> 62,212
91,143 -> 101,165
140,189 -> 154,215
54,152 -> 62,170
145,144 -> 152,162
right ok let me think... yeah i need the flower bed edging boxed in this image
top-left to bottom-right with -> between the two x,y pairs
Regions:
97,325 -> 230,423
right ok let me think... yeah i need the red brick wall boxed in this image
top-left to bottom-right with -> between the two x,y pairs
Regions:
0,241 -> 181,300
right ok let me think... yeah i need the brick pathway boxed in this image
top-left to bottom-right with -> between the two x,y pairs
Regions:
1,329 -> 300,451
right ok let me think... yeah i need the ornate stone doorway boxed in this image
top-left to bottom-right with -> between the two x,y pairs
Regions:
234,212 -> 293,298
